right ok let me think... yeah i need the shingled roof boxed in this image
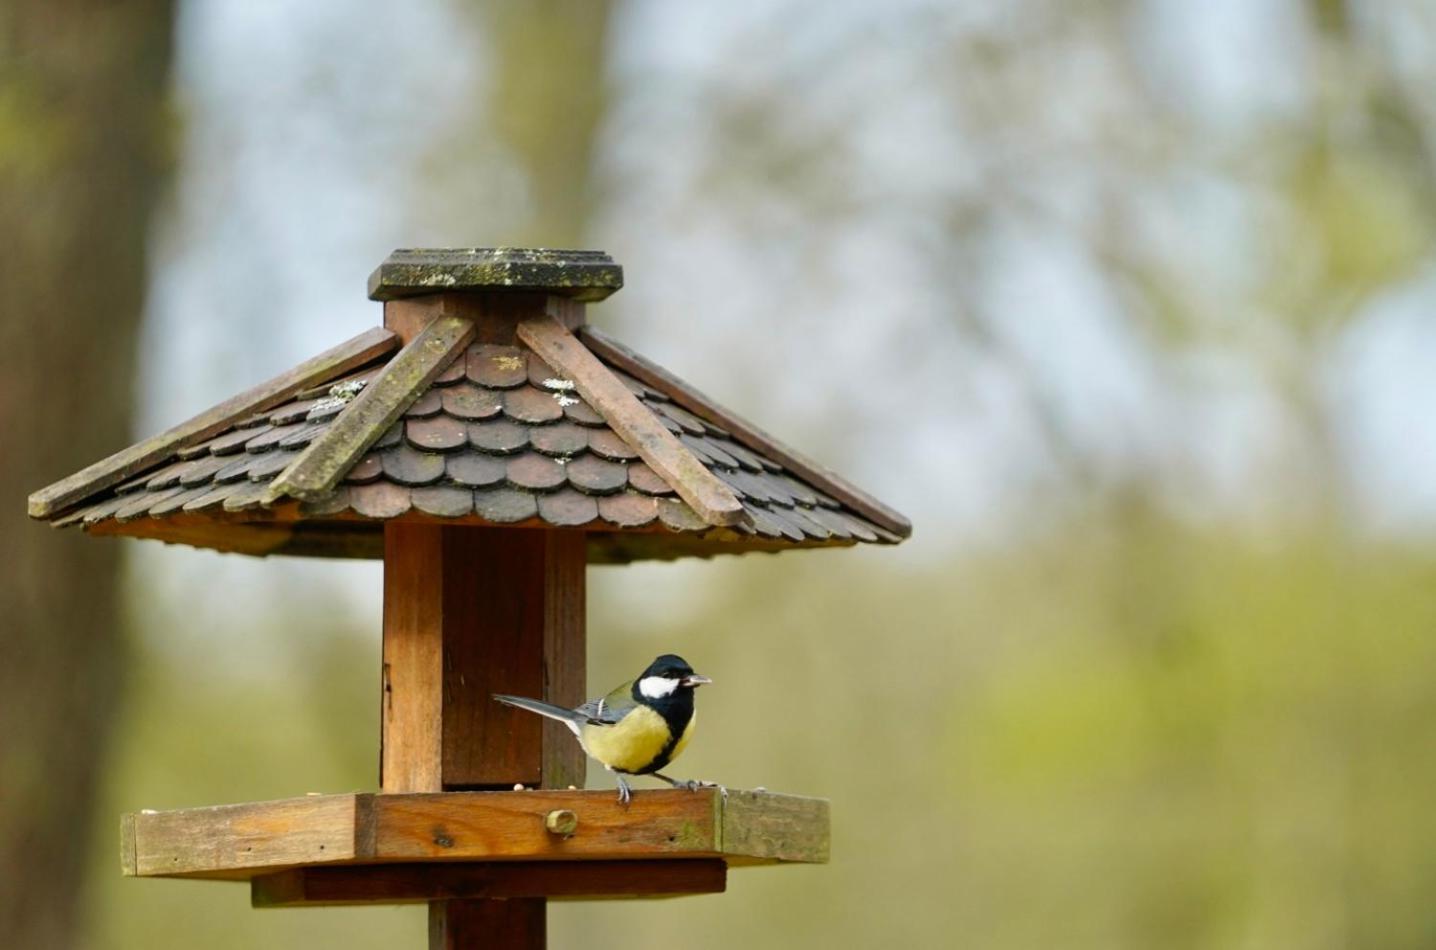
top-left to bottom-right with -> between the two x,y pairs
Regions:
28,250 -> 910,563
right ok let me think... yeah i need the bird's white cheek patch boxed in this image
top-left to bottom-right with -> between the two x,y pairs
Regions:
638,675 -> 679,699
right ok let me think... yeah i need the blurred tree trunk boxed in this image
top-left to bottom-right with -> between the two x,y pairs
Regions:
473,0 -> 615,246
0,2 -> 174,947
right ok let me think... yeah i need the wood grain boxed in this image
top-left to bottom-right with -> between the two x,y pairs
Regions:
380,525 -> 587,792
578,325 -> 912,538
250,859 -> 727,906
517,316 -> 746,527
264,315 -> 475,504
382,523 -> 446,793
123,789 -> 826,880
29,327 -> 398,519
127,795 -> 361,878
431,897 -> 544,950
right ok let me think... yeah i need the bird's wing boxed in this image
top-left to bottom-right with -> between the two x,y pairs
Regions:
576,680 -> 637,725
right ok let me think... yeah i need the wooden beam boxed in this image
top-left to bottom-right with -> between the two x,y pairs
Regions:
251,859 -> 727,906
122,788 -> 828,880
381,524 -> 445,793
28,326 -> 398,518
264,315 -> 475,504
516,316 -> 746,527
380,525 -> 587,793
578,325 -> 912,539
431,898 -> 544,950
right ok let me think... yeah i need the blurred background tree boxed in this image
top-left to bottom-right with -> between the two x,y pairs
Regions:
7,0 -> 1436,948
0,3 -> 174,948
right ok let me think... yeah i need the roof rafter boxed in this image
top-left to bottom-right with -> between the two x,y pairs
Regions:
264,316 -> 476,504
28,326 -> 399,519
517,316 -> 747,528
578,326 -> 911,539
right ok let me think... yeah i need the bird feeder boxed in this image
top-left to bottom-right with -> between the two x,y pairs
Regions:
28,248 -> 910,948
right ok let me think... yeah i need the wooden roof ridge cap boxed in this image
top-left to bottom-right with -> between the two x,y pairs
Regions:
263,315 -> 476,505
28,326 -> 400,520
577,325 -> 912,539
515,316 -> 747,528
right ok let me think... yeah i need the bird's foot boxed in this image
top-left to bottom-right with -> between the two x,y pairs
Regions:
615,775 -> 632,806
654,773 -> 728,800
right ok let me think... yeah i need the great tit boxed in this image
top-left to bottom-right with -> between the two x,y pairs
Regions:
494,654 -> 713,804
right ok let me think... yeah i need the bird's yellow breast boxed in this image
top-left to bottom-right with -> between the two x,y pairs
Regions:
580,707 -> 696,774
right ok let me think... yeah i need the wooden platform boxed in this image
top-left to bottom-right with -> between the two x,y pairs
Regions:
121,788 -> 827,906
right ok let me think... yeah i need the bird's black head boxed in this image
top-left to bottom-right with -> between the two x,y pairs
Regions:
635,654 -> 711,702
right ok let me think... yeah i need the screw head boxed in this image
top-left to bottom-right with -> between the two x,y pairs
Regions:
544,808 -> 579,837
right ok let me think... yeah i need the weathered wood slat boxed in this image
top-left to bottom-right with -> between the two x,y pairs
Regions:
28,327 -> 398,519
127,795 -> 362,878
516,317 -> 746,527
264,316 -> 475,504
123,789 -> 826,880
251,859 -> 727,906
578,325 -> 911,538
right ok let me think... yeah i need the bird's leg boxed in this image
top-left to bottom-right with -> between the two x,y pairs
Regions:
653,772 -> 728,800
614,773 -> 632,806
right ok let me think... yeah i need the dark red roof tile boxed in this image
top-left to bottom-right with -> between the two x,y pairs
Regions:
587,430 -> 637,462
654,402 -> 706,435
221,480 -> 270,512
598,491 -> 658,527
446,453 -> 506,488
469,418 -> 529,454
565,455 -> 626,495
141,459 -> 193,491
271,398 -> 325,425
302,486 -> 352,517
506,452 -> 567,492
626,462 -> 673,496
440,383 -> 502,420
527,354 -> 560,388
209,425 -> 270,456
656,498 -> 705,531
277,421 -> 328,449
404,389 -> 443,418
213,454 -> 262,484
176,455 -> 232,487
245,451 -> 296,481
473,486 -> 538,523
562,398 -> 605,426
502,385 -> 565,424
406,416 -> 467,452
344,453 -> 385,485
350,481 -> 412,518
246,424 -> 303,453
432,356 -> 466,386
411,485 -> 473,518
372,422 -> 403,450
382,445 -> 446,486
529,422 -> 587,458
537,488 -> 598,526
467,344 -> 527,388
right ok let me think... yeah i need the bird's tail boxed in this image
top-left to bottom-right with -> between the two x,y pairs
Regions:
493,694 -> 583,737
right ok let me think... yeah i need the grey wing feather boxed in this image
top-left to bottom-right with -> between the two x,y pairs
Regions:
576,679 -> 637,725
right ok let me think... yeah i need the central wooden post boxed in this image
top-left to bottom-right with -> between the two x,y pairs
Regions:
382,522 -> 586,949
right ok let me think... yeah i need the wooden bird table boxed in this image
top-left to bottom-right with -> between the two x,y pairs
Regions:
120,520 -> 828,948
30,249 -> 909,950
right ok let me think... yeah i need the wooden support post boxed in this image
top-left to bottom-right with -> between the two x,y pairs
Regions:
430,898 -> 545,949
382,522 -> 586,949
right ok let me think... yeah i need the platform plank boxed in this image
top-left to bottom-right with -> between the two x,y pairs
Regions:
123,788 -> 827,883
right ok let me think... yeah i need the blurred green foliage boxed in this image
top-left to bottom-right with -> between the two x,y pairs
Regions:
81,510 -> 1436,948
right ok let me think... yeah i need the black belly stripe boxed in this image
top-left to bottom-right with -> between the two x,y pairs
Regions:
636,706 -> 691,774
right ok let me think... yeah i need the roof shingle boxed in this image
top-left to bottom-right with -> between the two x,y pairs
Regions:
33,321 -> 906,561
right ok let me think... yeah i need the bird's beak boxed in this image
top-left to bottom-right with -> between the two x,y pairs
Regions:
681,674 -> 712,687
